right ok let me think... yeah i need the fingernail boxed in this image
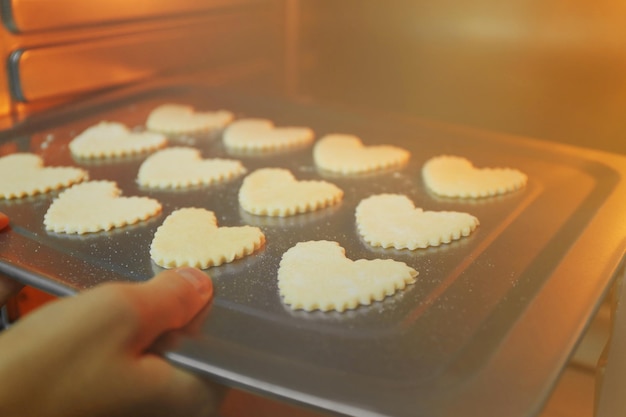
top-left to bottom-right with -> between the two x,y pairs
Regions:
175,267 -> 212,298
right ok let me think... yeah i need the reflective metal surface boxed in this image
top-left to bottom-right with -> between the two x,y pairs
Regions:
2,0 -> 263,32
296,0 -> 626,156
9,5 -> 282,102
0,0 -> 284,124
0,84 -> 625,417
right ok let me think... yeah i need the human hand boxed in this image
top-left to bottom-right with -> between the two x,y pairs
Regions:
0,267 -> 222,417
0,212 -> 23,305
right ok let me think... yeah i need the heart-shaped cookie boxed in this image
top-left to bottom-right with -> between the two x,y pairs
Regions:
137,147 -> 246,189
422,155 -> 527,198
278,240 -> 417,312
223,118 -> 314,152
356,194 -> 479,249
69,121 -> 167,159
313,134 -> 410,174
146,104 -> 234,134
238,168 -> 343,216
150,207 -> 265,269
0,153 -> 88,199
44,181 -> 162,234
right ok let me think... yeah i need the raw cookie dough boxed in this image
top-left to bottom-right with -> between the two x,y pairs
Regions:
313,134 -> 410,174
238,168 -> 343,217
278,240 -> 417,312
223,118 -> 314,152
44,181 -> 162,234
69,121 -> 166,159
422,155 -> 527,198
146,104 -> 234,134
356,194 -> 479,249
137,147 -> 246,189
150,207 -> 265,269
0,153 -> 87,199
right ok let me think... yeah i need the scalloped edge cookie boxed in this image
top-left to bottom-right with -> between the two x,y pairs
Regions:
150,207 -> 265,269
0,153 -> 88,199
313,134 -> 410,174
278,240 -> 417,312
422,155 -> 528,198
356,194 -> 479,250
146,104 -> 234,134
137,147 -> 246,189
69,121 -> 167,159
44,181 -> 162,234
223,118 -> 314,152
238,168 -> 343,217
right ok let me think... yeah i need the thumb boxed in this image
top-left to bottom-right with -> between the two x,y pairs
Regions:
119,267 -> 213,351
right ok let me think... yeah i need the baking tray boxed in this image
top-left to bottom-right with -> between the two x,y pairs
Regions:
1,83 -> 625,417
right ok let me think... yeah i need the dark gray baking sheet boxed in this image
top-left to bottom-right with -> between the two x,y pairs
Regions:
1,83 -> 625,417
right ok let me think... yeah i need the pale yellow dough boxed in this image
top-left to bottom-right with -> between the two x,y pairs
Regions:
0,153 -> 88,199
422,155 -> 527,198
356,194 -> 479,250
223,118 -> 314,152
278,240 -> 417,312
146,104 -> 234,134
150,207 -> 265,269
44,181 -> 162,234
137,147 -> 246,189
69,121 -> 166,159
238,168 -> 343,217
313,134 -> 410,174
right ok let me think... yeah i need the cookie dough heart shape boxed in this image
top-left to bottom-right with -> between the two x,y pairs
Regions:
150,207 -> 265,268
69,121 -> 166,159
223,118 -> 314,151
278,240 -> 417,312
313,134 -> 410,174
137,147 -> 246,188
422,155 -> 527,198
0,153 -> 87,199
44,181 -> 162,234
238,168 -> 343,216
356,194 -> 479,249
146,104 -> 234,134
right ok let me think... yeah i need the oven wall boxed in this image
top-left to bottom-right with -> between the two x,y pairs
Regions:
295,0 -> 626,154
3,0 -> 625,155
0,0 -> 288,128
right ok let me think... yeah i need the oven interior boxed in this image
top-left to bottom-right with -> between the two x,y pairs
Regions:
1,2 -> 626,417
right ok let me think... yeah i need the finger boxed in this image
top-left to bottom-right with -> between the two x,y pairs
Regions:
165,366 -> 227,417
133,356 -> 227,417
119,267 -> 213,350
149,301 -> 213,354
